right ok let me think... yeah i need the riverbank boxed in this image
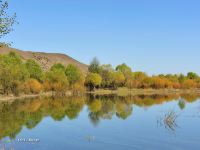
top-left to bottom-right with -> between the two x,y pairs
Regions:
87,88 -> 200,96
0,91 -> 72,102
0,92 -> 52,102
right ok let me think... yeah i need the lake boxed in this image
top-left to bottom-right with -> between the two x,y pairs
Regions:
0,94 -> 200,150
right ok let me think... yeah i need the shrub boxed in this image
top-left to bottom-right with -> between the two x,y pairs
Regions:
23,79 -> 42,94
181,79 -> 197,89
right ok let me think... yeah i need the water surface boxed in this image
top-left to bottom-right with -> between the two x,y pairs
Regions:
0,94 -> 200,150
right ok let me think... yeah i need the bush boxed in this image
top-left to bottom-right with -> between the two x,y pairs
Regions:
23,79 -> 42,94
181,79 -> 197,89
152,77 -> 173,89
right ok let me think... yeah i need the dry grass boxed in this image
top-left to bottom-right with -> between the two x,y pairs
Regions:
90,87 -> 200,96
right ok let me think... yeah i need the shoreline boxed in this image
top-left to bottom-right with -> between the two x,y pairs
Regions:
87,88 -> 200,96
0,92 -> 53,102
1,88 -> 200,101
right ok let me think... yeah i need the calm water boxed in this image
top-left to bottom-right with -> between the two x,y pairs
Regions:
0,94 -> 200,150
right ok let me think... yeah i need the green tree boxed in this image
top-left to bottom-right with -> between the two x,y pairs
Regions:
187,72 -> 199,80
65,64 -> 82,86
99,64 -> 114,88
50,63 -> 65,72
44,69 -> 69,94
125,72 -> 135,89
132,72 -> 147,80
85,73 -> 102,91
88,57 -> 100,73
25,59 -> 43,81
112,71 -> 125,89
0,0 -> 17,45
178,74 -> 186,83
129,72 -> 148,88
0,52 -> 29,95
115,63 -> 132,74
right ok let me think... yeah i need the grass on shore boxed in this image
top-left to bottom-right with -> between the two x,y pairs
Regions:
88,87 -> 200,96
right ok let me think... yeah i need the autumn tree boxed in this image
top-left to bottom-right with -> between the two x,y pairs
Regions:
141,77 -> 154,89
125,72 -> 135,89
181,79 -> 197,89
112,71 -> 125,89
132,72 -> 148,88
151,77 -> 173,89
85,73 -> 102,91
23,79 -> 42,94
44,66 -> 69,94
65,64 -> 85,94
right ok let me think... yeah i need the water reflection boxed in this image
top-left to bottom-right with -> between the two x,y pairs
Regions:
157,110 -> 179,134
0,93 -> 200,140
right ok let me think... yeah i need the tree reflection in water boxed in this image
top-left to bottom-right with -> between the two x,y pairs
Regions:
0,93 -> 200,140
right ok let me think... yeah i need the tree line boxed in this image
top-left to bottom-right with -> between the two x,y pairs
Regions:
85,57 -> 200,91
0,53 -> 199,96
0,52 -> 85,96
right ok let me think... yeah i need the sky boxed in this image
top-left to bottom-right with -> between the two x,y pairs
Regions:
3,0 -> 200,75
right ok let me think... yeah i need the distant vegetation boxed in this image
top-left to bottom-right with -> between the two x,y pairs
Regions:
85,57 -> 200,91
0,52 -> 200,97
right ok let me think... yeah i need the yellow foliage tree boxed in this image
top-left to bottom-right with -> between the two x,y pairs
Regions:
23,79 -> 42,94
181,79 -> 197,89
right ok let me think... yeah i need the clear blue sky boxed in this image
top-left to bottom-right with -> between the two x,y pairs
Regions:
3,0 -> 200,75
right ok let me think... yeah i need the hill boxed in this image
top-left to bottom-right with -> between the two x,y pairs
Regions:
0,47 -> 88,72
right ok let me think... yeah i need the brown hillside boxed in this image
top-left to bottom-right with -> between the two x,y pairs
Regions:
0,47 -> 88,72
